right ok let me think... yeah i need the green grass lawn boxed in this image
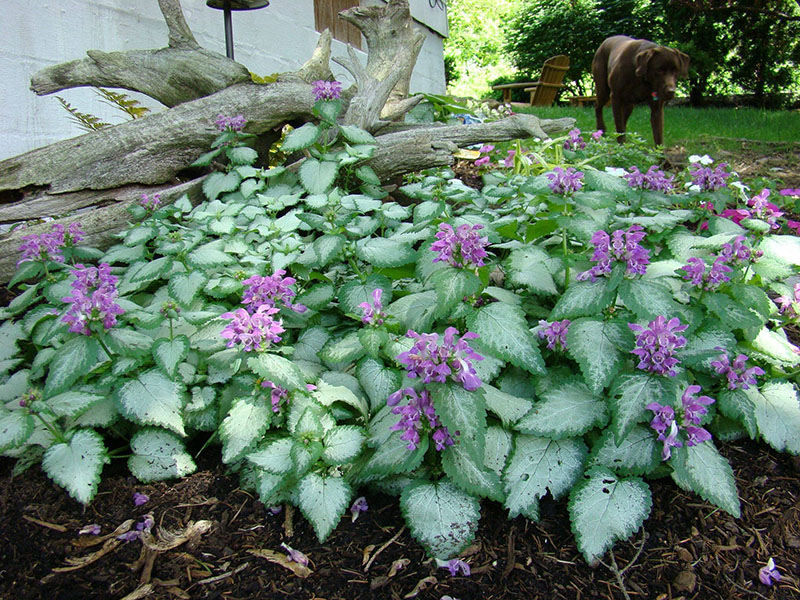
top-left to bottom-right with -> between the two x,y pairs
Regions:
515,104 -> 800,155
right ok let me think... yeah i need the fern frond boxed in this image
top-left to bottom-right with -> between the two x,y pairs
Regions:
55,96 -> 110,132
95,88 -> 150,119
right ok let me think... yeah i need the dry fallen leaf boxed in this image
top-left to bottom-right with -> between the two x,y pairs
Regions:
403,575 -> 437,598
248,548 -> 313,578
388,558 -> 410,577
142,520 -> 213,551
362,544 -> 376,566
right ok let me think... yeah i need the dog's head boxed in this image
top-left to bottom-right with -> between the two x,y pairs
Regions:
634,46 -> 690,101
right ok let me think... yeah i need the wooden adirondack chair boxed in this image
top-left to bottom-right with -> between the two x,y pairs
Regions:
523,55 -> 570,106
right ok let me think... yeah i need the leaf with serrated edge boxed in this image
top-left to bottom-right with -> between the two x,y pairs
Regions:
0,410 -> 34,452
323,425 -> 366,464
44,336 -> 99,397
46,391 -> 105,419
357,358 -> 402,413
42,429 -> 109,505
467,302 -> 545,375
220,398 -> 271,463
745,381 -> 800,454
247,437 -> 294,474
550,279 -> 616,320
430,383 -> 486,452
618,279 -> 678,321
128,428 -> 196,482
566,318 -> 624,394
297,472 -> 352,542
484,425 -> 513,477
516,379 -> 607,439
608,373 -> 669,444
588,426 -> 659,476
442,441 -> 504,501
670,441 -> 740,516
505,246 -> 558,295
482,384 -> 533,427
248,353 -> 306,391
169,271 -> 208,306
504,435 -> 587,517
400,479 -> 480,559
116,370 -> 186,436
568,466 -> 652,565
152,336 -> 189,378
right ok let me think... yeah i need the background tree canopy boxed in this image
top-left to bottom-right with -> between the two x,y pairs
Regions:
445,0 -> 800,107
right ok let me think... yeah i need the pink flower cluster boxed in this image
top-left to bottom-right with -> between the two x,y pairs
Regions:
61,263 -> 125,336
261,379 -> 289,412
311,80 -> 342,101
396,327 -> 484,392
242,270 -> 307,314
474,144 -> 495,167
564,128 -> 586,151
647,384 -> 715,460
17,222 -> 85,266
431,223 -> 489,269
775,282 -> 800,317
720,188 -> 784,230
689,162 -> 731,191
214,114 -> 246,132
629,315 -> 688,377
220,305 -> 285,352
537,319 -> 570,351
386,387 -> 455,451
624,166 -> 675,193
140,193 -> 162,211
679,235 -> 756,290
359,288 -> 385,325
710,349 -> 764,390
576,225 -> 650,281
546,166 -> 584,195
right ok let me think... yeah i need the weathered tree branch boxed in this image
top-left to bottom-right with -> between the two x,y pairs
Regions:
29,0 -> 251,107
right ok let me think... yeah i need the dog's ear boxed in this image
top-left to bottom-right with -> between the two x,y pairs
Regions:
635,48 -> 655,78
675,49 -> 690,78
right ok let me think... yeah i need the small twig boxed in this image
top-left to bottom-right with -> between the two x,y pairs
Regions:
605,551 -> 632,600
23,515 -> 68,532
364,525 -> 406,572
192,562 -> 249,586
619,531 -> 648,576
284,505 -> 294,538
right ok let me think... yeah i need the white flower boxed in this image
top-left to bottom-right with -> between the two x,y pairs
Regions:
689,154 -> 714,165
605,167 -> 627,177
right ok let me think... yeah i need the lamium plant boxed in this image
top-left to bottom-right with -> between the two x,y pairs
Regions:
1,103 -> 799,569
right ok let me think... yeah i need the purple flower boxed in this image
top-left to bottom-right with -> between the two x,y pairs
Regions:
629,316 -> 688,377
717,236 -> 753,265
502,149 -> 516,168
758,557 -> 781,586
281,542 -> 309,566
774,282 -> 800,316
537,319 -> 570,351
546,166 -> 584,195
17,222 -> 85,266
689,163 -> 731,191
681,385 -> 715,425
660,420 -> 683,460
779,188 -> 800,198
62,263 -> 125,335
474,155 -> 491,167
311,80 -> 342,101
679,256 -> 731,290
684,425 -> 712,446
710,349 -> 765,390
133,492 -> 149,506
386,388 -> 455,451
577,225 -> 650,281
261,380 -> 289,412
430,223 -> 489,269
350,496 -> 368,522
440,558 -> 471,577
646,402 -> 676,438
140,193 -> 162,211
624,166 -> 675,193
396,327 -> 484,391
220,304 -> 285,352
359,288 -> 385,325
117,531 -> 141,542
564,128 -> 586,151
214,114 -> 246,132
79,524 -> 101,535
591,130 -> 604,141
747,189 -> 783,229
478,144 -> 495,154
136,515 -> 155,533
242,270 -> 306,314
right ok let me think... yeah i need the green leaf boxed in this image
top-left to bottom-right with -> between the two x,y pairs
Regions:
358,328 -> 389,359
220,397 -> 271,463
678,327 -> 736,370
482,384 -> 533,427
339,124 -> 376,145
190,147 -> 222,167
299,159 -> 338,195
355,165 -> 381,186
124,225 -> 157,247
356,238 -> 417,268
608,373 -> 671,444
247,353 -> 306,391
484,425 -> 513,477
281,123 -> 320,152
568,466 -> 652,565
400,479 -> 481,559
203,171 -> 242,201
387,290 -> 438,332
297,472 -> 352,542
247,436 -> 294,474
106,327 -> 154,357
312,382 -> 369,420
442,441 -> 504,501
704,293 -> 765,334
515,379 -> 607,439
431,268 -> 482,318
186,241 -> 235,268
226,146 -> 258,165
46,391 -> 105,419
323,425 -> 366,464
297,234 -> 346,268
42,429 -> 109,505
430,383 -> 487,453
296,282 -> 335,310
671,441 -> 740,517
566,318 -> 625,394
168,271 -> 208,306
618,279 -> 679,321
128,428 -> 196,482
0,320 -> 25,362
356,358 -> 402,413
116,370 -> 186,436
550,279 -> 616,320
44,336 -> 99,397
588,426 -> 659,476
152,335 -> 190,378
320,331 -> 366,365
749,327 -> 800,367
0,410 -> 34,452
504,435 -> 587,518
467,302 -> 545,375
505,246 -> 558,295
718,389 -> 757,438
361,406 -> 428,478
338,275 -> 391,315
745,381 -> 800,454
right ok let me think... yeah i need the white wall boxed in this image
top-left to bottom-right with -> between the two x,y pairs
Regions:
0,0 -> 445,161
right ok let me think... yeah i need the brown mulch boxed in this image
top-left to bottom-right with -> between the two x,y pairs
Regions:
1,439 -> 798,600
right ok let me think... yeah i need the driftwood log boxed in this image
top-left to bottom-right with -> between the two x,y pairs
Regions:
0,0 -> 574,284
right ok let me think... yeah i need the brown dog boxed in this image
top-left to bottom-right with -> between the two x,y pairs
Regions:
593,36 -> 689,146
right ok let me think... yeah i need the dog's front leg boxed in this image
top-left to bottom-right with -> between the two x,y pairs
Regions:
612,100 -> 633,144
650,100 -> 665,146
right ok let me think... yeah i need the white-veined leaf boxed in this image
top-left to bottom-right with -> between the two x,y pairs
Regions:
297,472 -> 352,542
42,429 -> 108,505
128,428 -> 196,482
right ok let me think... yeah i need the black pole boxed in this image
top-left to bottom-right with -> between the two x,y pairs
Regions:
223,0 -> 234,60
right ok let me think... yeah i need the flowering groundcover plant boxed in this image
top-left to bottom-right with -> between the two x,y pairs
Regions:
1,105 -> 799,571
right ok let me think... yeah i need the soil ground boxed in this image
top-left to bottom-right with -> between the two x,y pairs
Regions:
1,143 -> 799,600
